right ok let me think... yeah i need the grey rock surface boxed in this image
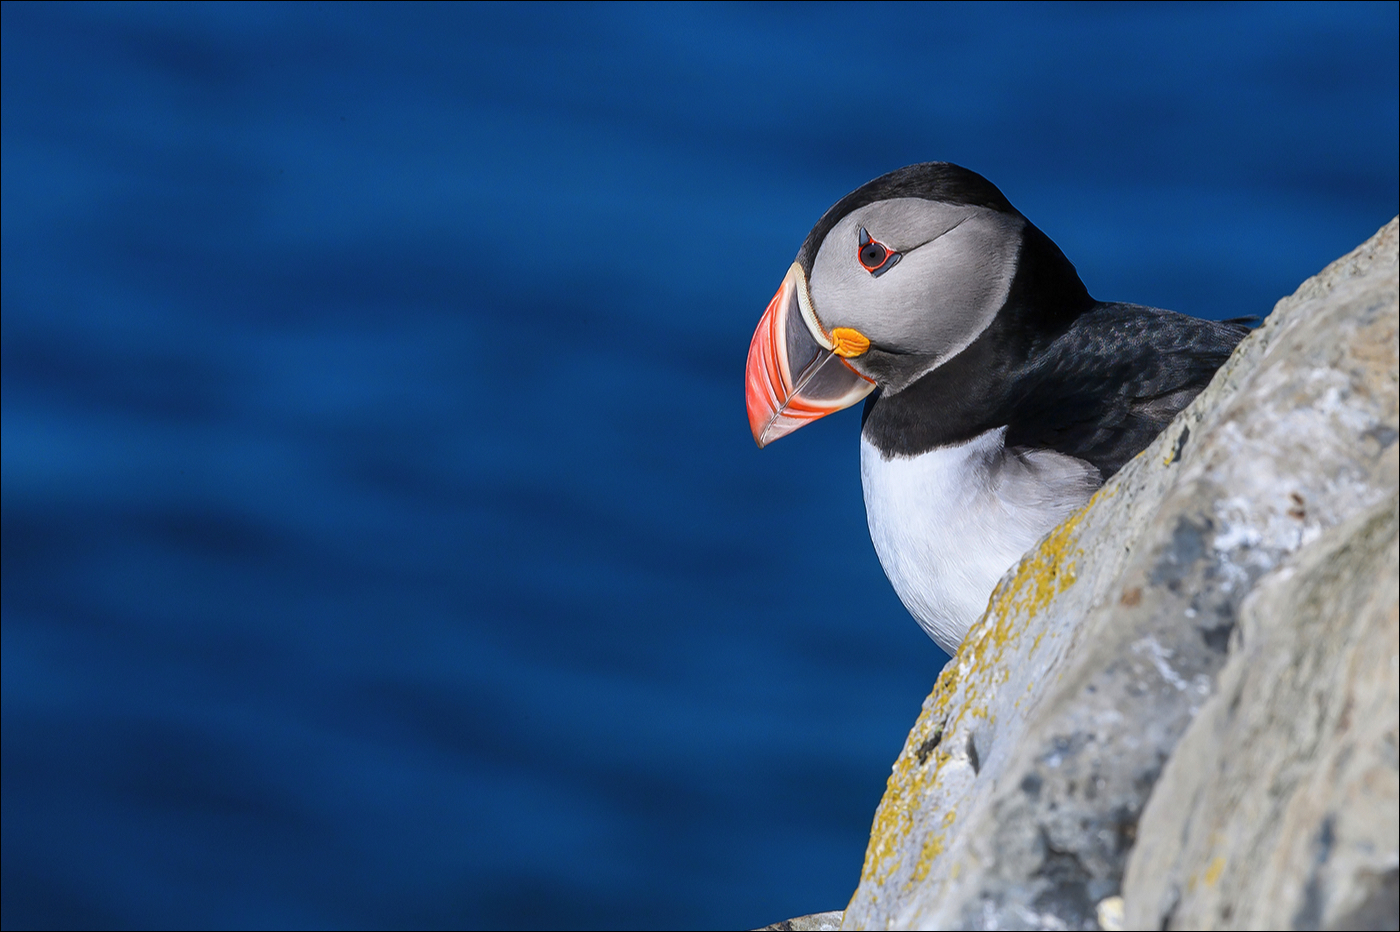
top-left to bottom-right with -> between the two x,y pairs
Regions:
757,910 -> 846,931
1122,491 -> 1398,931
840,218 -> 1398,930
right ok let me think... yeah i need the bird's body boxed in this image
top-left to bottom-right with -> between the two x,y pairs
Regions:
860,427 -> 1098,651
746,163 -> 1249,655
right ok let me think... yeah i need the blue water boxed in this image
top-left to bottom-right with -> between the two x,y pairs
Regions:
2,3 -> 1396,929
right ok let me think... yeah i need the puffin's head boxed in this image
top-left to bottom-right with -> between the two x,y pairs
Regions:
745,162 -> 1031,447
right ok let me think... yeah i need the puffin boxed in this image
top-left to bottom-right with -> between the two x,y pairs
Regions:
745,163 -> 1249,655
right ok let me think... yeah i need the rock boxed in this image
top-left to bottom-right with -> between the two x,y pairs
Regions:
840,218 -> 1398,930
1123,491 -> 1398,931
757,910 -> 845,930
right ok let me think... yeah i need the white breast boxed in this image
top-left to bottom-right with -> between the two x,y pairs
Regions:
860,427 -> 1100,654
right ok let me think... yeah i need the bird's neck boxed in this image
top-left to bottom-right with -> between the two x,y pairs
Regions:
998,221 -> 1096,355
860,222 -> 1095,458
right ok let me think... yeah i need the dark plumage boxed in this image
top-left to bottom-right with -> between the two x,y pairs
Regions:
862,303 -> 1250,477
745,161 -> 1253,652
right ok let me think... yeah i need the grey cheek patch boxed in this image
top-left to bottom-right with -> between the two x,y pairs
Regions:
807,203 -> 1023,392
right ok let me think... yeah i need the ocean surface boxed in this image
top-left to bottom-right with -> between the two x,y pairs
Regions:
3,3 -> 1396,929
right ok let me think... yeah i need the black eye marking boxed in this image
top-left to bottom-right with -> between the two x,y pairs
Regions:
857,227 -> 901,278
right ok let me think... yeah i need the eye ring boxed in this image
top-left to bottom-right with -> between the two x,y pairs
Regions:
857,227 -> 901,277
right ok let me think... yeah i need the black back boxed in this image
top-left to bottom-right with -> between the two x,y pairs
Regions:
861,302 -> 1250,478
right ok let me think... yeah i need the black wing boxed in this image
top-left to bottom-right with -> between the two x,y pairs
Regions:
1004,304 -> 1251,478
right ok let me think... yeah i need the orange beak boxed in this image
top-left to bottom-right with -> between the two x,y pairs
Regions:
745,262 -> 875,447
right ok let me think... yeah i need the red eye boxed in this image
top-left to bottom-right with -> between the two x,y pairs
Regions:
857,227 -> 901,277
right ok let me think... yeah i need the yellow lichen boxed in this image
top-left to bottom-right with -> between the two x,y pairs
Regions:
911,831 -> 946,882
1204,855 -> 1226,887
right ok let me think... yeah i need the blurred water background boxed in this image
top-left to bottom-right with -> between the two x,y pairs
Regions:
2,2 -> 1397,929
